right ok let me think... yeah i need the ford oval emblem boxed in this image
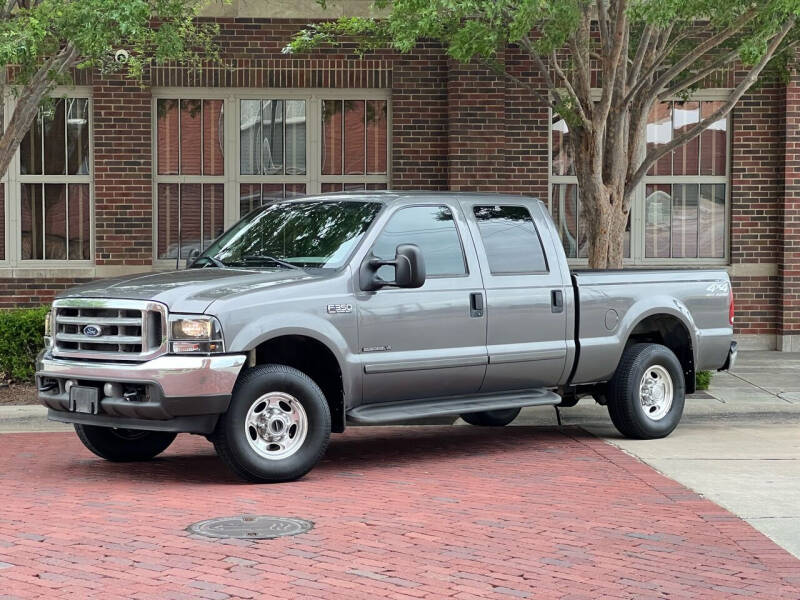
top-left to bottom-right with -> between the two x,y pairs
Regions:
82,324 -> 102,337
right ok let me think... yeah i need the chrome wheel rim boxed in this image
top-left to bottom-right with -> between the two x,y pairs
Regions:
244,392 -> 308,460
639,365 -> 673,421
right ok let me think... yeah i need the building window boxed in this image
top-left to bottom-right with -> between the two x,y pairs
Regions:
153,91 -> 391,262
238,98 -> 308,216
155,98 -> 225,260
549,99 -> 728,263
17,97 -> 91,261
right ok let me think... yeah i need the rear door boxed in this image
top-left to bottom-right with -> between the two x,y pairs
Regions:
355,203 -> 487,404
464,200 -> 570,391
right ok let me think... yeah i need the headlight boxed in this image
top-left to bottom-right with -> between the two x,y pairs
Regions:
43,310 -> 54,348
168,315 -> 224,354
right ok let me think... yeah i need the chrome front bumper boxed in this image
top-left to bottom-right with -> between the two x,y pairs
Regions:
36,352 -> 247,431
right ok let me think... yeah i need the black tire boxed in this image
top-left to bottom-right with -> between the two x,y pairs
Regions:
460,407 -> 521,426
212,364 -> 331,483
74,424 -> 176,462
606,343 -> 686,439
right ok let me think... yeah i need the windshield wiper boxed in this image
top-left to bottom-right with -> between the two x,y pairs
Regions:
241,255 -> 303,271
191,255 -> 227,269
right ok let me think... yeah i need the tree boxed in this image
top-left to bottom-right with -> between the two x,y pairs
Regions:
0,0 -> 219,178
285,0 -> 800,268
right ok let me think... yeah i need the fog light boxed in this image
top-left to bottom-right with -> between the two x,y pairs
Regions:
65,380 -> 77,393
103,382 -> 123,398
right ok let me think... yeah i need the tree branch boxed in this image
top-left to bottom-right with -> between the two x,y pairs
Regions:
627,17 -> 795,196
658,47 -> 740,100
593,0 -> 627,128
628,23 -> 654,87
518,34 -> 564,108
550,49 -> 591,128
646,9 -> 757,101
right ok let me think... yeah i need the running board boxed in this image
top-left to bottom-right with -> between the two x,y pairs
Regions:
346,389 -> 562,425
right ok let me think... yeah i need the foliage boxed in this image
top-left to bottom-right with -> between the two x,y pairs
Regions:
286,0 -> 800,269
695,370 -> 713,391
0,306 -> 48,382
0,0 -> 219,84
0,0 -> 221,180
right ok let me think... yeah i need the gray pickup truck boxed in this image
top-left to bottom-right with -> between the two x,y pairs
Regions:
36,192 -> 737,482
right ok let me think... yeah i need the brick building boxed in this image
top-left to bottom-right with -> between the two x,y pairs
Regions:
0,1 -> 795,351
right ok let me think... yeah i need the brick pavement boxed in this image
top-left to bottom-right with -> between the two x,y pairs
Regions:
0,426 -> 798,600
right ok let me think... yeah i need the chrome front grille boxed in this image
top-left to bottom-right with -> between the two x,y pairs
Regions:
52,299 -> 168,361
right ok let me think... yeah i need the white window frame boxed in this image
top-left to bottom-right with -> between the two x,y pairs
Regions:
2,86 -> 94,269
151,88 -> 391,266
548,88 -> 732,266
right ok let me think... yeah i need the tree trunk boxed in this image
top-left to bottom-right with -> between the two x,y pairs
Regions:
0,44 -> 78,178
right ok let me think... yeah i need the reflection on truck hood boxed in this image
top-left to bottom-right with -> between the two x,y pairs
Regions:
57,268 -> 321,313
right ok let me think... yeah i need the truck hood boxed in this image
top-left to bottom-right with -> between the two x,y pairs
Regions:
57,268 -> 321,313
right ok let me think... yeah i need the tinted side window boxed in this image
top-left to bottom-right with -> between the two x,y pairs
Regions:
473,205 -> 548,274
372,205 -> 466,277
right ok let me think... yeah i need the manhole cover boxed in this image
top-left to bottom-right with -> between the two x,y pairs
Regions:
187,515 -> 313,539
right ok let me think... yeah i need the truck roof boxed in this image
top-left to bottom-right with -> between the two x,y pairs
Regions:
286,190 -> 543,208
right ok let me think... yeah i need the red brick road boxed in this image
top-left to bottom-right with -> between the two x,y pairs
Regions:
0,426 -> 798,600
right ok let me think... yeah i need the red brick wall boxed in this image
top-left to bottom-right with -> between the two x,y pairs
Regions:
729,81 -> 785,340
0,18 -> 792,346
93,77 -> 153,266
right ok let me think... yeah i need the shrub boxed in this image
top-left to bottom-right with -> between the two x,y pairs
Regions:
695,370 -> 713,391
0,306 -> 49,382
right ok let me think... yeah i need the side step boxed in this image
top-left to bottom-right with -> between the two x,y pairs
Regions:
346,388 -> 562,425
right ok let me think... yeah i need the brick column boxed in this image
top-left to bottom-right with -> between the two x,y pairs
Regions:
93,75 -> 153,267
446,60 -> 505,191
781,66 -> 800,350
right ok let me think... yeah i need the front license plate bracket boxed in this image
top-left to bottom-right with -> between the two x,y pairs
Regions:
69,386 -> 99,415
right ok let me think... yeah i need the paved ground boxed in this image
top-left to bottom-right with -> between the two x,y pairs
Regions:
508,351 -> 800,559
1,427 -> 799,600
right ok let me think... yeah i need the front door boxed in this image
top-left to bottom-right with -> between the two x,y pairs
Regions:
464,201 -> 569,391
356,203 -> 487,404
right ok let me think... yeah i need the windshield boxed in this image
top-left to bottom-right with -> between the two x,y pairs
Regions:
195,200 -> 383,270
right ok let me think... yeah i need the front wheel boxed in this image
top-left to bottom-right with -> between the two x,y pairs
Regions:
460,407 -> 521,427
212,364 -> 331,483
606,343 -> 686,439
74,425 -> 176,462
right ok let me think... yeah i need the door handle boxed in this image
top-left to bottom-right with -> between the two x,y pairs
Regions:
551,290 -> 564,313
470,292 -> 484,318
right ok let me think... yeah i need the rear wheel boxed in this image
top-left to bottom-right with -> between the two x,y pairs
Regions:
74,425 -> 176,462
606,343 -> 685,439
213,364 -> 331,483
460,407 -> 521,427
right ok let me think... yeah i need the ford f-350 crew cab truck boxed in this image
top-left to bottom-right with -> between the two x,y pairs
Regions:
36,192 -> 737,482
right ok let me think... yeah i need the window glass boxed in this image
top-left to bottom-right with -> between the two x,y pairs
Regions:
18,97 -> 92,262
239,99 -> 305,176
0,183 -> 4,260
200,201 -> 382,270
239,183 -> 307,217
473,205 -> 548,273
158,183 -> 224,260
646,183 -> 726,259
551,100 -> 727,263
372,206 -> 466,277
67,98 -> 90,175
322,98 -> 388,179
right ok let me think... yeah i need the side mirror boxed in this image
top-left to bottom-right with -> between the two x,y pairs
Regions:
185,248 -> 201,269
359,244 -> 426,292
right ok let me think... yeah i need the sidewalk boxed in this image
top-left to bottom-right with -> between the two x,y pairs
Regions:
511,351 -> 800,558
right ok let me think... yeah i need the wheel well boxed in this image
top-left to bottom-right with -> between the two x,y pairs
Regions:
627,314 -> 695,393
250,335 -> 345,432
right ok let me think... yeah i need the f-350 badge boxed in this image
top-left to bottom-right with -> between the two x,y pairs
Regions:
326,303 -> 353,314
